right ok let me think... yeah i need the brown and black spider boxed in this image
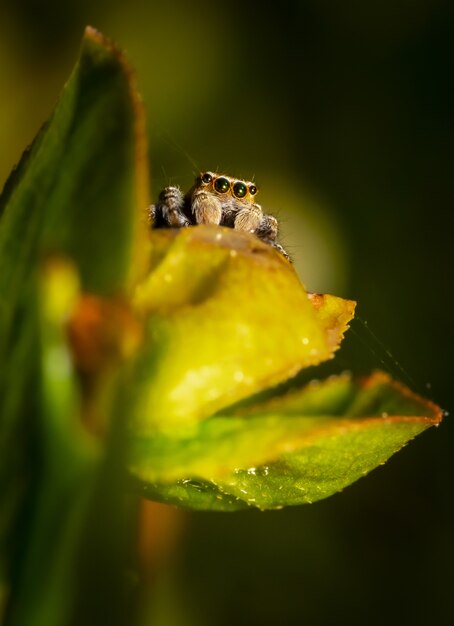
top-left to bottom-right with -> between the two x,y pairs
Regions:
149,172 -> 290,260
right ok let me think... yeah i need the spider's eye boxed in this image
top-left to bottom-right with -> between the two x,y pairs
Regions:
214,177 -> 230,193
233,181 -> 247,198
201,172 -> 213,184
248,184 -> 257,196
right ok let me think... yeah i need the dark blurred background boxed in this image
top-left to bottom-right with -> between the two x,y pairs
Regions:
1,1 -> 452,624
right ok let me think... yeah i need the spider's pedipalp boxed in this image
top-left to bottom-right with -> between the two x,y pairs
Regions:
192,190 -> 223,225
234,202 -> 263,233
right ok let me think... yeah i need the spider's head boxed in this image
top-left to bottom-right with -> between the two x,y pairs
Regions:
197,172 -> 258,202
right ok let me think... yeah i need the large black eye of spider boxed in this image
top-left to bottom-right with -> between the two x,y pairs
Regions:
214,177 -> 230,193
248,184 -> 257,196
233,181 -> 247,198
201,172 -> 213,184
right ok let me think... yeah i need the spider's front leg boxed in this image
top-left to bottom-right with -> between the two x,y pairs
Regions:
255,213 -> 279,241
255,213 -> 291,261
149,186 -> 191,228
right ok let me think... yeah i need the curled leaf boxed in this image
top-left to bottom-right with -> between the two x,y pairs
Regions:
131,226 -> 356,431
127,226 -> 442,511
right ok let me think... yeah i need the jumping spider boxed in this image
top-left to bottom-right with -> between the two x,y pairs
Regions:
149,172 -> 290,260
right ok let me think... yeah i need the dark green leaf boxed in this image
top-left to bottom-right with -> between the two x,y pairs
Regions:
0,27 -> 147,626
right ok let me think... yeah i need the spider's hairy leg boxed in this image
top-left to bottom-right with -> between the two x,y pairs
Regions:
148,204 -> 157,224
255,213 -> 279,241
255,213 -> 291,261
151,186 -> 191,228
234,202 -> 263,232
192,190 -> 223,224
268,241 -> 291,261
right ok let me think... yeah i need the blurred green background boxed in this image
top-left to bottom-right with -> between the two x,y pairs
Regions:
1,1 -> 452,624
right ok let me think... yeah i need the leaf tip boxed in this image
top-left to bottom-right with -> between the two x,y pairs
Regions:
360,370 -> 444,426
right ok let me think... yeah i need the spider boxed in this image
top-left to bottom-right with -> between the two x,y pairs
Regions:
149,172 -> 290,260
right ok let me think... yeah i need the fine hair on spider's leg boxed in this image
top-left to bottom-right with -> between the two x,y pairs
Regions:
271,241 -> 291,261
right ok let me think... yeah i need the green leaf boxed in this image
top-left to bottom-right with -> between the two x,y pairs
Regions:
126,225 -> 441,511
131,227 -> 356,431
130,372 -> 442,511
0,28 -> 148,304
0,27 -> 147,625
